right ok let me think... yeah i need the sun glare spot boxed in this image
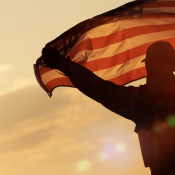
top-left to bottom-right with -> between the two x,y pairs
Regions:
154,122 -> 163,132
97,152 -> 107,161
162,122 -> 168,129
115,142 -> 126,153
166,115 -> 175,127
77,160 -> 90,171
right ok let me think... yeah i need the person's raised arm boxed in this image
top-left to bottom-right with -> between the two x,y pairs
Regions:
42,47 -> 138,122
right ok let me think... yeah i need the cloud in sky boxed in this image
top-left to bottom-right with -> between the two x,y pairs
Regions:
0,85 -> 117,154
0,64 -> 14,72
0,84 -> 150,175
0,63 -> 37,96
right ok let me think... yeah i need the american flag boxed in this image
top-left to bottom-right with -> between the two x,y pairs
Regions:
34,0 -> 175,97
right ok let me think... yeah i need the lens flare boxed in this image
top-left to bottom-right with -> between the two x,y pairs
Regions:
77,160 -> 90,171
97,152 -> 107,161
166,115 -> 175,127
115,142 -> 126,153
154,122 -> 163,132
162,122 -> 168,129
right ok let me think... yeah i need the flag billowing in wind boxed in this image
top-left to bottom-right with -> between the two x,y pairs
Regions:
34,0 -> 175,97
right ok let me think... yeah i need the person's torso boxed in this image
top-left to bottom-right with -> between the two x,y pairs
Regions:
134,85 -> 175,172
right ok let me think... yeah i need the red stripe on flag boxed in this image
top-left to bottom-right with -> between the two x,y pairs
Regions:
69,30 -> 126,60
109,67 -> 147,85
76,37 -> 175,72
40,43 -> 147,77
80,37 -> 174,71
42,36 -> 175,92
75,45 -> 147,71
39,67 -> 52,75
45,77 -> 74,92
142,13 -> 175,19
144,1 -> 175,8
69,23 -> 175,60
40,36 -> 175,77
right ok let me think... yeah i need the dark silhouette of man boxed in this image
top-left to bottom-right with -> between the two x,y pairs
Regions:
42,41 -> 175,175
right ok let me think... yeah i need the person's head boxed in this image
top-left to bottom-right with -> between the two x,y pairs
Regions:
142,41 -> 175,77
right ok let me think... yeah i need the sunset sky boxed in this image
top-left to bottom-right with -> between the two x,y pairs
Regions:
0,0 -> 151,175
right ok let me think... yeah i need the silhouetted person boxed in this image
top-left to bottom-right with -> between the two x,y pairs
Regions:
42,41 -> 175,175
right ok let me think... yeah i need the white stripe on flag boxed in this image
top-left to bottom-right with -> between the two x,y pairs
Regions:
41,70 -> 65,85
94,55 -> 146,80
66,18 -> 175,57
72,30 -> 175,62
42,29 -> 175,84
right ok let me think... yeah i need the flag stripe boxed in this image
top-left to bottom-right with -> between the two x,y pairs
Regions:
40,21 -> 175,76
81,36 -> 175,73
41,69 -> 65,84
45,77 -> 74,92
157,0 -> 175,1
143,7 -> 175,13
71,30 -> 175,63
39,67 -> 65,78
108,67 -> 147,85
41,33 -> 175,85
67,18 -> 175,57
39,67 -> 52,76
93,55 -> 145,80
65,4 -> 175,54
69,23 -> 175,61
142,13 -> 175,18
144,1 -> 175,8
41,35 -> 175,85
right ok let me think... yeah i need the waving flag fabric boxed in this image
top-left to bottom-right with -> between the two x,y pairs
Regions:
34,0 -> 175,97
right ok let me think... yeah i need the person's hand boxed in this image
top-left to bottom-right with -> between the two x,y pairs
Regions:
42,47 -> 64,69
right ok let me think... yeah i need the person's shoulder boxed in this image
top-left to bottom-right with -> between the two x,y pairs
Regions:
126,84 -> 145,90
124,85 -> 140,95
138,84 -> 149,92
127,84 -> 151,98
137,84 -> 153,99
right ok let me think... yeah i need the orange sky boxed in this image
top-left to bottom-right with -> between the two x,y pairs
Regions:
0,0 -> 151,175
